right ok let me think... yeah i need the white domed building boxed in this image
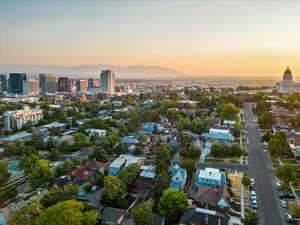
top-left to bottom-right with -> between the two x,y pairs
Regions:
276,67 -> 300,93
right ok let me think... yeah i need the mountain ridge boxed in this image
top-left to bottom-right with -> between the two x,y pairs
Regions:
0,64 -> 189,80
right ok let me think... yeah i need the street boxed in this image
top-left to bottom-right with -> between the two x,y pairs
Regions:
244,102 -> 287,225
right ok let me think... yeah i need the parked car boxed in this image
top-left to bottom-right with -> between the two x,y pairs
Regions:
285,213 -> 293,223
252,200 -> 258,209
250,179 -> 255,187
251,191 -> 257,200
276,182 -> 282,190
280,200 -> 288,208
279,192 -> 295,199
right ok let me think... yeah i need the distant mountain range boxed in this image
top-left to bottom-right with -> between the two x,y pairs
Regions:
0,64 -> 189,80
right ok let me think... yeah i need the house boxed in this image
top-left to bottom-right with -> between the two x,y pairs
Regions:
121,136 -> 139,145
141,122 -> 163,133
108,154 -> 145,176
169,164 -> 187,191
42,122 -> 68,131
286,130 -> 300,145
179,208 -> 229,225
223,120 -> 236,128
0,131 -> 32,145
67,167 -> 93,183
122,213 -> 165,225
193,185 -> 230,210
201,128 -> 234,146
195,168 -> 226,187
102,207 -> 126,225
86,129 -> 107,138
140,165 -> 156,179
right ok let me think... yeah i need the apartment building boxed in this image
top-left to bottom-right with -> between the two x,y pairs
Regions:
4,105 -> 43,131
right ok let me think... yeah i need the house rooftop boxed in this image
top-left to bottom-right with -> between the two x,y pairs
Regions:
110,154 -> 145,169
198,168 -> 222,181
0,131 -> 32,141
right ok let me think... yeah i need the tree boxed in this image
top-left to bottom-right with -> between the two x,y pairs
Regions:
242,172 -> 251,186
153,171 -> 170,201
230,144 -> 242,157
28,159 -> 53,189
219,103 -> 239,121
181,159 -> 196,178
103,176 -> 126,201
40,185 -> 79,208
276,164 -> 295,191
210,143 -> 223,158
89,147 -> 108,162
291,205 -> 300,219
48,148 -> 60,161
258,111 -> 275,129
132,202 -> 155,225
0,162 -> 11,186
154,143 -> 172,173
8,201 -> 44,225
36,200 -> 99,225
118,163 -> 140,186
241,209 -> 259,225
19,153 -> 40,174
158,189 -> 188,224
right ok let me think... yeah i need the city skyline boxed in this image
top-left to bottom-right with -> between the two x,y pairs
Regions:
1,0 -> 299,77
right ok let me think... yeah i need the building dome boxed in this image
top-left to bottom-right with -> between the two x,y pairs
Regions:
283,67 -> 293,81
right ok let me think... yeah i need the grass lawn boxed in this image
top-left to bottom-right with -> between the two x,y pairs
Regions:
228,173 -> 241,189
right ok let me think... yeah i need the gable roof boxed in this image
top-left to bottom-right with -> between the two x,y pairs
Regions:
194,185 -> 230,208
179,208 -> 229,225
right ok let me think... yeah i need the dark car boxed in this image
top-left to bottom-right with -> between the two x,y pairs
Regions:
278,192 -> 295,199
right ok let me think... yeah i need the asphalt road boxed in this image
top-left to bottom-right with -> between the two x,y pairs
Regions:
244,102 -> 287,225
197,162 -> 248,172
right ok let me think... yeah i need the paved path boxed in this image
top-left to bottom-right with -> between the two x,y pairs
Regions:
244,102 -> 287,225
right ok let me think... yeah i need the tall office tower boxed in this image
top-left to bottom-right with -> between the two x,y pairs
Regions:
9,73 -> 28,94
0,74 -> 8,93
88,78 -> 100,88
76,80 -> 88,92
58,77 -> 71,92
88,78 -> 95,88
28,79 -> 39,95
39,73 -> 56,94
100,70 -> 115,95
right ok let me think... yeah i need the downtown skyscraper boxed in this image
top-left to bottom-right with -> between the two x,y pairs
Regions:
100,70 -> 115,95
39,73 -> 56,94
9,73 -> 28,94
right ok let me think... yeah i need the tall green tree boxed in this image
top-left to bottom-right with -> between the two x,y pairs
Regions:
158,189 -> 188,224
219,103 -> 239,121
8,201 -> 44,225
36,200 -> 99,225
132,202 -> 155,225
118,163 -> 140,186
28,159 -> 53,189
241,210 -> 259,225
258,111 -> 275,129
103,176 -> 126,201
0,162 -> 11,186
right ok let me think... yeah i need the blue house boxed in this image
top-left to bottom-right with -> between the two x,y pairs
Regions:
169,165 -> 187,190
195,168 -> 226,188
141,122 -> 163,133
121,136 -> 139,144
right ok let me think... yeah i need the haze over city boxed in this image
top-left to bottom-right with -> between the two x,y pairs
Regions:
1,0 -> 299,77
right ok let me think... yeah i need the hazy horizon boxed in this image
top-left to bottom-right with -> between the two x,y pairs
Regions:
1,0 -> 299,77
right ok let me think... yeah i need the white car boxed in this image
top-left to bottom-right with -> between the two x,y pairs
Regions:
280,200 -> 287,208
250,178 -> 255,187
251,191 -> 257,200
252,200 -> 258,209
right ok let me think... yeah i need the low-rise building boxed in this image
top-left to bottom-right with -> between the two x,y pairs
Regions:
0,131 -> 32,145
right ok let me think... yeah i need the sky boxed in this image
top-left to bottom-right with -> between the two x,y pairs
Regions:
0,0 -> 299,76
